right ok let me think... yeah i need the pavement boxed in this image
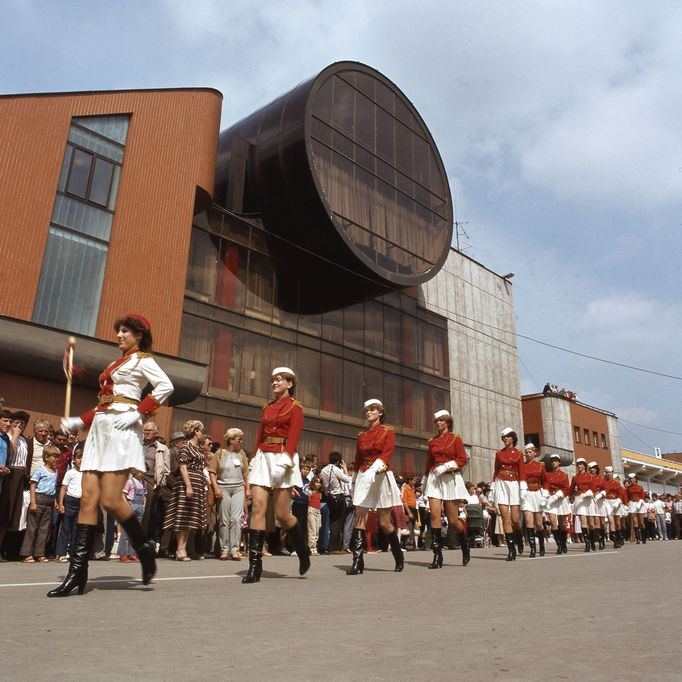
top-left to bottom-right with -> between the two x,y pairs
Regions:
1,539 -> 680,681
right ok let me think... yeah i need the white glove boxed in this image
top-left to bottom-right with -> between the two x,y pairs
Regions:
583,489 -> 594,498
370,458 -> 387,474
363,468 -> 376,484
271,453 -> 294,487
60,416 -> 84,433
435,461 -> 458,476
539,497 -> 547,508
274,453 -> 294,469
541,488 -> 550,499
519,480 -> 528,492
547,493 -> 560,506
595,491 -> 605,501
112,410 -> 142,430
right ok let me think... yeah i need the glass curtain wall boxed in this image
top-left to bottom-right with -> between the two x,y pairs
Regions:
178,208 -> 450,473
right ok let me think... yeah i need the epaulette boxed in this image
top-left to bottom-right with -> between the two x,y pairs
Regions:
292,399 -> 303,409
382,424 -> 394,432
137,352 -> 152,359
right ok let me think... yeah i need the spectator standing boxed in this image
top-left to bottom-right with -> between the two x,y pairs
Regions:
140,421 -> 170,544
157,431 -> 186,558
55,451 -> 83,561
292,463 -> 311,548
651,494 -> 666,540
118,470 -> 147,562
320,451 -> 352,554
27,419 -> 52,477
0,410 -> 29,556
306,476 -> 323,555
20,445 -> 59,562
163,420 -> 208,561
209,427 -> 249,561
401,476 -> 418,551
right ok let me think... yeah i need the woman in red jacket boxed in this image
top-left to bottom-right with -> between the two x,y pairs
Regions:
602,466 -> 626,548
492,427 -> 527,561
347,399 -> 403,575
625,473 -> 647,544
520,443 -> 547,557
570,458 -> 596,552
544,454 -> 571,554
242,367 -> 309,584
423,409 -> 469,568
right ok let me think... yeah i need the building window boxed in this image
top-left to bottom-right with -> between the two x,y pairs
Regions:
584,428 -> 590,445
601,433 -> 608,449
592,431 -> 599,447
33,115 -> 129,335
574,426 -> 581,443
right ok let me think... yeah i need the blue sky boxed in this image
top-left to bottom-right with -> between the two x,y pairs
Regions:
4,0 -> 681,453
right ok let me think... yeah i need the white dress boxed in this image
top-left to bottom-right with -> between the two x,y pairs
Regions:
81,351 -> 173,473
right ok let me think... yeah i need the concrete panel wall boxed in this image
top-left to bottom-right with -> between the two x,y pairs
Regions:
421,249 -> 522,482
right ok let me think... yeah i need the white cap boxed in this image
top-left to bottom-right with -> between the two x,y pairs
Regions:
588,461 -> 598,468
576,457 -> 587,465
628,473 -> 636,479
433,409 -> 450,420
500,427 -> 515,437
524,443 -> 537,451
549,453 -> 561,461
271,367 -> 295,378
364,398 -> 383,410
605,466 -> 613,472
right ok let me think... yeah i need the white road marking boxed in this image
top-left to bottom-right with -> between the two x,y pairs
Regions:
0,574 -> 241,588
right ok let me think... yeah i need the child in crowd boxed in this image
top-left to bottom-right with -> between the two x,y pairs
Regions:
118,470 -> 146,562
55,450 -> 83,562
306,476 -> 323,555
21,445 -> 59,562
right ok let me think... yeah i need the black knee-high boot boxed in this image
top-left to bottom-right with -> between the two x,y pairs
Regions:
538,530 -> 546,556
287,522 -> 311,576
589,528 -> 597,551
457,531 -> 470,566
514,529 -> 524,555
428,527 -> 443,569
561,529 -> 568,553
387,530 -> 405,572
504,532 -> 516,561
47,523 -> 95,597
347,528 -> 366,575
120,514 -> 156,585
635,527 -> 641,544
598,527 -> 605,550
553,529 -> 563,555
584,530 -> 591,552
527,528 -> 536,558
242,530 -> 265,583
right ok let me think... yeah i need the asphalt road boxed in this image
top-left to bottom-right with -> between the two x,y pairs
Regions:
1,540 -> 680,681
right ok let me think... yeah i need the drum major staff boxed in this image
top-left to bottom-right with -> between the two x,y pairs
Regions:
50,314 -> 173,597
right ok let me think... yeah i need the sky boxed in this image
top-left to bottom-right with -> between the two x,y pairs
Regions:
3,0 -> 681,453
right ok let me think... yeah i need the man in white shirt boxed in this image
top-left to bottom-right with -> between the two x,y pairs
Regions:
320,451 -> 352,554
651,494 -> 667,540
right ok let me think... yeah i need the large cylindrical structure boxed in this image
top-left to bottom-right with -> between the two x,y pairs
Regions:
214,61 -> 453,310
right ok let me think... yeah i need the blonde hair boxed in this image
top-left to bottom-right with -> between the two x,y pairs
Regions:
42,444 -> 60,460
182,419 -> 204,438
224,427 -> 244,444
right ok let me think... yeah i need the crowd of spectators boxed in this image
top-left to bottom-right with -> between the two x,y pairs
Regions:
2,409 -> 682,563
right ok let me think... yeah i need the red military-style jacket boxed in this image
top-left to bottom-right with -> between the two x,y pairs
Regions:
493,447 -> 526,482
524,460 -> 547,491
543,470 -> 570,497
255,396 -> 304,455
625,483 -> 646,503
603,478 -> 626,502
592,475 -> 605,495
354,423 -> 395,472
570,472 -> 596,497
424,431 -> 467,476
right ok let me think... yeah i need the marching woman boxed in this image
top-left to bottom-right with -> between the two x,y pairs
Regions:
243,367 -> 309,583
588,461 -> 606,550
520,443 -> 547,557
602,466 -> 625,548
347,399 -> 404,575
543,454 -> 571,554
423,409 -> 469,568
625,473 -> 647,544
50,315 -> 173,597
492,427 -> 527,561
570,458 -> 597,552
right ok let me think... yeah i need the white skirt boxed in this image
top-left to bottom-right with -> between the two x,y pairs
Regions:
573,495 -> 596,516
603,498 -> 621,516
546,496 -> 571,516
353,470 -> 402,509
492,479 -> 520,506
424,470 -> 468,501
616,502 -> 629,517
81,409 -> 144,473
628,500 -> 645,514
521,489 -> 545,513
248,449 -> 303,489
594,498 -> 608,518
